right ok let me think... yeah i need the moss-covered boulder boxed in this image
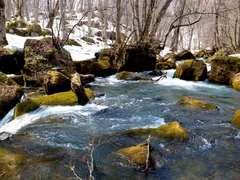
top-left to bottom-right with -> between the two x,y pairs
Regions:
116,71 -> 152,81
6,20 -> 50,37
43,70 -> 71,95
115,44 -> 156,72
177,96 -> 217,110
97,49 -> 116,76
231,73 -> 240,91
124,122 -> 188,141
0,72 -> 23,119
156,53 -> 176,70
14,89 -> 94,118
75,60 -> 102,75
208,56 -> 240,84
118,143 -> 154,167
206,48 -> 231,63
176,50 -> 195,61
194,48 -> 216,59
0,47 -> 24,74
231,109 -> 240,129
173,59 -> 207,81
81,36 -> 95,44
23,38 -> 76,86
0,147 -> 25,178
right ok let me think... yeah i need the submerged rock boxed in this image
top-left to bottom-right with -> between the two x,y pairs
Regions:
118,143 -> 154,167
231,109 -> 240,129
173,59 -> 207,81
0,147 -> 25,178
177,96 -> 217,110
208,56 -> 240,84
231,73 -> 240,91
14,89 -> 94,118
124,122 -> 189,141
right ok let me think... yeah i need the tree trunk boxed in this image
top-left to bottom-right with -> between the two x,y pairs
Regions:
116,0 -> 122,44
5,0 -> 11,20
148,0 -> 172,42
0,0 -> 8,46
170,0 -> 186,51
34,0 -> 39,24
46,0 -> 60,29
238,0 -> 240,49
87,0 -> 92,36
60,0 -> 67,40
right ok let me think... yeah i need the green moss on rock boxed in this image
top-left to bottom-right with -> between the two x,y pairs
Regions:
116,71 -> 151,81
231,73 -> 240,91
231,109 -> 240,129
0,72 -> 19,86
14,89 -> 94,118
178,96 -> 217,110
124,121 -> 189,141
118,143 -> 152,166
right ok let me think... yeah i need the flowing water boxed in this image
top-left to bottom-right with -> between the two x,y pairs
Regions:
0,70 -> 240,180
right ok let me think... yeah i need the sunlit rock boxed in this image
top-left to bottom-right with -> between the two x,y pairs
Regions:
208,56 -> 240,84
14,89 -> 94,119
124,122 -> 189,141
177,96 -> 217,110
231,109 -> 240,129
118,143 -> 154,167
231,73 -> 240,91
173,59 -> 207,81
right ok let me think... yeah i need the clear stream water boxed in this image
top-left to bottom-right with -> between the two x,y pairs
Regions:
0,70 -> 240,180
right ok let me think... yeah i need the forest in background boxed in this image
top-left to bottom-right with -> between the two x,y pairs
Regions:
1,0 -> 240,52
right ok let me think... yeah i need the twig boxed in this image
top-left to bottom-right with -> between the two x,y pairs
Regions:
0,172 -> 6,178
142,135 -> 151,171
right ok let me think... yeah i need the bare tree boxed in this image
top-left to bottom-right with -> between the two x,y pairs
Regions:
116,0 -> 122,44
0,0 -> 7,46
46,0 -> 60,28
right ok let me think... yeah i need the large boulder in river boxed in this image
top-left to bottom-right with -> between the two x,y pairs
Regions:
0,47 -> 24,74
231,73 -> 240,91
124,122 -> 188,141
173,59 -> 207,81
23,38 -> 76,86
208,56 -> 240,84
14,89 -> 94,118
231,109 -> 240,129
176,50 -> 195,61
75,60 -> 102,75
118,143 -> 155,167
177,96 -> 217,110
115,44 -> 156,72
97,49 -> 116,76
116,71 -> 152,81
43,70 -> 71,95
0,72 -> 23,118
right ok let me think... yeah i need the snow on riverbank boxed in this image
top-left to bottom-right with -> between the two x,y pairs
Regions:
4,33 -> 109,61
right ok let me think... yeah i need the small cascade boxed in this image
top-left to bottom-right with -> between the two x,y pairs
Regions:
0,108 -> 14,128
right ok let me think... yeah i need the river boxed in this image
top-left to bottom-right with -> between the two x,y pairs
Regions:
0,70 -> 239,180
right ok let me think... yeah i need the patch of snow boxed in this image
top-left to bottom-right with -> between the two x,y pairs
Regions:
230,54 -> 240,58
